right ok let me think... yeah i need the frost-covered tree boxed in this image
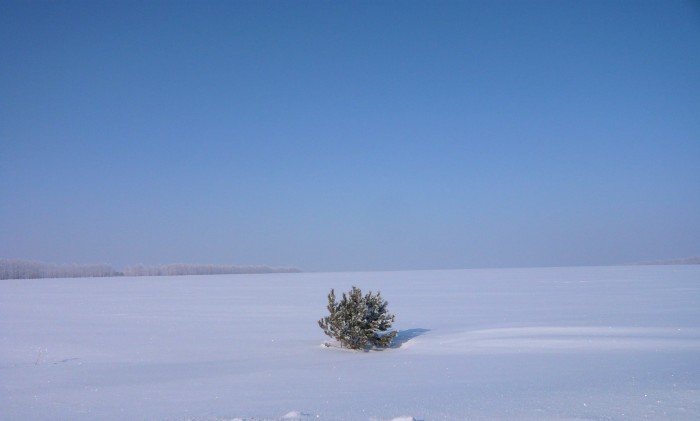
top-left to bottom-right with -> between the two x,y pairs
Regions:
0,259 -> 118,279
318,286 -> 397,350
122,263 -> 302,277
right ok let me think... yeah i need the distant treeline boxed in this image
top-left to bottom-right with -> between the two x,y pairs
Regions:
0,259 -> 118,280
122,263 -> 302,277
637,256 -> 700,266
0,259 -> 301,280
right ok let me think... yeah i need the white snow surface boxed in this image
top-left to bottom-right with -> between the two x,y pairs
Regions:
1,265 -> 699,420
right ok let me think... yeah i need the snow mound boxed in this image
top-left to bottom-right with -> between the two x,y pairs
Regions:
414,326 -> 700,355
320,340 -> 392,352
280,411 -> 312,420
320,329 -> 428,352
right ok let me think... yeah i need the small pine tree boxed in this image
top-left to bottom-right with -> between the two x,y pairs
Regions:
318,286 -> 398,350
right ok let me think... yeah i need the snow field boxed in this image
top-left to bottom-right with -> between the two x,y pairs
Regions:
1,265 -> 699,420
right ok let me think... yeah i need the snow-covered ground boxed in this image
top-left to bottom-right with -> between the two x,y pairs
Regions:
1,266 -> 699,420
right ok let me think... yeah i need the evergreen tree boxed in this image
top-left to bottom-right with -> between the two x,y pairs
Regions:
318,286 -> 397,350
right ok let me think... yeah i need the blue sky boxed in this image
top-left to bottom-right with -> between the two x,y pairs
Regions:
1,0 -> 699,272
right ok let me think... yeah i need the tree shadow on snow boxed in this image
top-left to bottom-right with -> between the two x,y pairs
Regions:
323,328 -> 431,352
390,328 -> 431,349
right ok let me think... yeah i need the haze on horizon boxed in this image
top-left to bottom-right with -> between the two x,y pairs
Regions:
1,1 -> 699,272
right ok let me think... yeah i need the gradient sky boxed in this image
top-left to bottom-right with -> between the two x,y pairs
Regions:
1,0 -> 699,272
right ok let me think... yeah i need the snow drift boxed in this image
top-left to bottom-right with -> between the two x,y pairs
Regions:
1,265 -> 698,420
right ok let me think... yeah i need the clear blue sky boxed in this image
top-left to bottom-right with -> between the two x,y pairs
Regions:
1,0 -> 699,272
